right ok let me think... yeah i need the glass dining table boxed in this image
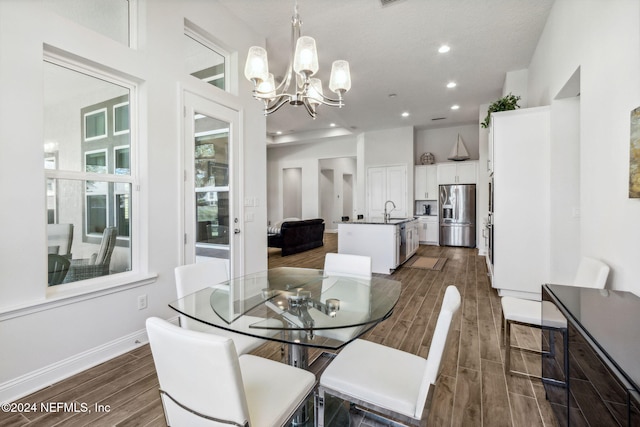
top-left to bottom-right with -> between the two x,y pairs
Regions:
168,266 -> 402,370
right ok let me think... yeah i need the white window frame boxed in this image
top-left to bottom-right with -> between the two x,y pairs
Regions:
84,148 -> 108,174
44,50 -> 142,293
113,101 -> 130,136
114,144 -> 130,175
84,108 -> 108,141
184,23 -> 230,92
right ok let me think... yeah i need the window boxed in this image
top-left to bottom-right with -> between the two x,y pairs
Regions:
84,109 -> 107,141
194,117 -> 229,247
184,24 -> 228,91
43,0 -> 132,47
85,149 -> 107,173
44,57 -> 135,285
115,146 -> 130,175
113,102 -> 130,135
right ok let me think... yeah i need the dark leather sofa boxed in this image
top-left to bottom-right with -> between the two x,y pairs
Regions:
268,218 -> 325,256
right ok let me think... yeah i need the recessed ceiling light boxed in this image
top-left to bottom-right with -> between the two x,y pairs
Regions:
438,45 -> 451,53
276,131 -> 283,135
330,123 -> 336,127
446,81 -> 457,88
451,105 -> 460,110
401,112 -> 410,117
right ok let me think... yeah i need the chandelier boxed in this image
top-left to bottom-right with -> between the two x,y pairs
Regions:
243,2 -> 351,119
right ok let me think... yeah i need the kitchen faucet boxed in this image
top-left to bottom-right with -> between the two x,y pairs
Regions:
384,200 -> 396,223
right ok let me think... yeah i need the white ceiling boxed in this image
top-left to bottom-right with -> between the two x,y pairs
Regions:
217,0 -> 555,141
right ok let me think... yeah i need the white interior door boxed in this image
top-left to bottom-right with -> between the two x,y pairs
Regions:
182,91 -> 242,276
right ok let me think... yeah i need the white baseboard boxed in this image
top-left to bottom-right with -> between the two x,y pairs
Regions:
0,316 -> 179,404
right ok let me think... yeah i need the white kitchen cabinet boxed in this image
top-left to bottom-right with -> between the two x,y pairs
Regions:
406,219 -> 419,257
437,161 -> 477,184
414,165 -> 437,200
426,166 -> 437,199
418,218 -> 427,242
338,222 -> 407,274
367,165 -> 407,219
415,166 -> 427,199
488,123 -> 495,174
491,107 -> 550,299
418,216 -> 438,245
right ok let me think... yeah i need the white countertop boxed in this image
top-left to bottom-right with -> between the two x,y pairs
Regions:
339,218 -> 418,225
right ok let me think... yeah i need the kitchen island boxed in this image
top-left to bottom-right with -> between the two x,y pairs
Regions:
338,218 -> 418,274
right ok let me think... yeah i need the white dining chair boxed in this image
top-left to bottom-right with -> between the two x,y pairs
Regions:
146,317 -> 315,427
313,253 -> 373,342
501,256 -> 610,377
323,253 -> 372,279
175,259 -> 266,355
317,285 -> 461,426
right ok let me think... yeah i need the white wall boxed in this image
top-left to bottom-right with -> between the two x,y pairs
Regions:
415,124 -> 480,164
503,69 -> 529,108
549,97 -> 581,283
0,0 -> 267,401
266,135 -> 358,224
527,0 -> 640,293
318,157 -> 358,230
282,168 -> 302,218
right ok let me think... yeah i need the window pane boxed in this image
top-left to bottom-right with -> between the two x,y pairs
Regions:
84,108 -> 107,140
46,178 -> 132,286
87,194 -> 107,234
85,150 -> 107,173
43,0 -> 130,46
44,62 -> 130,173
194,116 -> 229,187
114,102 -> 129,134
115,146 -> 130,175
196,190 -> 229,245
116,193 -> 130,237
185,33 -> 226,90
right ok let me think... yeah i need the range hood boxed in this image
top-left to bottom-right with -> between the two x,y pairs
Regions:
448,134 -> 470,161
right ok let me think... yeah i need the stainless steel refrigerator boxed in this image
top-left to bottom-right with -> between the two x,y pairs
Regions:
439,184 -> 476,247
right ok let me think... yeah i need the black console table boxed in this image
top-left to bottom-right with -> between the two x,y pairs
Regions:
542,284 -> 640,426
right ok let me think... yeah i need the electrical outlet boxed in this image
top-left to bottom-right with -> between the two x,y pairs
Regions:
137,294 -> 148,310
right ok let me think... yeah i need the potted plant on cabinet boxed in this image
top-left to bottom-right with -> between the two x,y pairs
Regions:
481,93 -> 521,128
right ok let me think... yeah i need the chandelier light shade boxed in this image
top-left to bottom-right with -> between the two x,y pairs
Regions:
308,78 -> 324,106
257,73 -> 276,100
244,2 -> 351,119
293,36 -> 319,77
244,46 -> 269,83
329,60 -> 351,93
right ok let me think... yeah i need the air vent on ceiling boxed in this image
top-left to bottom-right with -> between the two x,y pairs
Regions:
380,0 -> 403,6
432,117 -> 446,121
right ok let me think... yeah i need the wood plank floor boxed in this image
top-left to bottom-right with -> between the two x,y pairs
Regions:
2,233 -> 559,426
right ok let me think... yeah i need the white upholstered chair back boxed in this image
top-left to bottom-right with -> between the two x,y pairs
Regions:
415,285 -> 461,419
572,257 -> 610,289
323,253 -> 372,279
175,258 -> 230,298
146,317 -> 250,427
175,259 -> 230,330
